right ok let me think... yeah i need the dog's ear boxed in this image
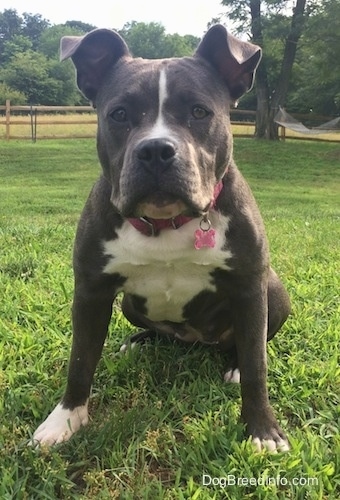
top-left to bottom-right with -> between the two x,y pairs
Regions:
60,29 -> 130,102
195,24 -> 261,102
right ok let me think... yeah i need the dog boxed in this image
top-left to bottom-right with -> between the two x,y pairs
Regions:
31,24 -> 291,451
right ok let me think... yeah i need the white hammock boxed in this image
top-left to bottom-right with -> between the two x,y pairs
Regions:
274,107 -> 340,135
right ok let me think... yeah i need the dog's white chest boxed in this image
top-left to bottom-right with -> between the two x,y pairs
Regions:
102,214 -> 232,322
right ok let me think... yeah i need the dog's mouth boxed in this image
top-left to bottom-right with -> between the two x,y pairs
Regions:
134,192 -> 197,219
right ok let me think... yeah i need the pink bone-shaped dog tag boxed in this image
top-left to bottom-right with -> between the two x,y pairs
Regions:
194,228 -> 216,249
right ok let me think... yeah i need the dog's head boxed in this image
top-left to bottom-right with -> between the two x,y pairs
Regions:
61,25 -> 261,219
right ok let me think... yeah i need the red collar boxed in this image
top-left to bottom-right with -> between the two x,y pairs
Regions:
127,180 -> 223,236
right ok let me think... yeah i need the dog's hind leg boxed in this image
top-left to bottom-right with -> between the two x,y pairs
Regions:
119,294 -> 172,351
223,346 -> 241,384
267,268 -> 291,341
224,269 -> 290,385
119,329 -> 159,353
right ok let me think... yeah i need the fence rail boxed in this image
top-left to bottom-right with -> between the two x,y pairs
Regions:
0,100 -> 339,142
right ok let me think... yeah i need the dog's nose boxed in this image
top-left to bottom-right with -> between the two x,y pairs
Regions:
136,138 -> 176,169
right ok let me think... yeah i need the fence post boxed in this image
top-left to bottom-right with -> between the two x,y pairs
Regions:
30,105 -> 38,142
280,125 -> 286,141
5,99 -> 10,140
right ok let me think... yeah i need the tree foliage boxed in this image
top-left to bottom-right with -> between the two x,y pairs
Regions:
118,21 -> 198,58
0,10 -> 199,105
289,0 -> 340,114
0,5 -> 338,117
220,0 -> 339,138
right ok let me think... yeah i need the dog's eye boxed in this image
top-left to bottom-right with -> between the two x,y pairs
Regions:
110,108 -> 127,122
192,106 -> 209,120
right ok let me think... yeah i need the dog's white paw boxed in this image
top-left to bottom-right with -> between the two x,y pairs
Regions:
252,436 -> 290,453
30,402 -> 89,446
224,367 -> 240,384
119,341 -> 137,354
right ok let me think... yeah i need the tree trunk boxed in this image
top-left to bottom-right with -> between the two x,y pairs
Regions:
255,71 -> 270,138
251,0 -> 307,139
250,0 -> 271,138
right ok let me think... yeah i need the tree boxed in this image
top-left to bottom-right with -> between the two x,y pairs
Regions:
0,9 -> 49,61
0,12 -> 201,105
21,12 -> 50,49
1,6 -> 338,110
48,58 -> 85,105
221,0 -> 313,139
163,33 -> 198,57
0,83 -> 27,105
118,21 -> 199,58
0,16 -> 92,105
288,0 -> 340,115
65,20 -> 96,32
1,50 -> 60,104
2,34 -> 33,64
0,9 -> 22,61
118,21 -> 169,58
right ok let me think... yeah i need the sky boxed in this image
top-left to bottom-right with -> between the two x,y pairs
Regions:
3,0 -> 227,37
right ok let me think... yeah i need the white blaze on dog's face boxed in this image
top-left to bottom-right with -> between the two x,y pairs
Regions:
151,68 -> 169,138
133,68 -> 186,219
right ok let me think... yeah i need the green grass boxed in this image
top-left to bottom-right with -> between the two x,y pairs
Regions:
1,139 -> 339,499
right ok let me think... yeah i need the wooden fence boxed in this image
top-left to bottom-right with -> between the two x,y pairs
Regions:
0,101 -> 97,140
0,100 -> 339,142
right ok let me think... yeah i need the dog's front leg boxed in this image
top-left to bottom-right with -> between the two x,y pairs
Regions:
232,282 -> 289,452
31,290 -> 114,446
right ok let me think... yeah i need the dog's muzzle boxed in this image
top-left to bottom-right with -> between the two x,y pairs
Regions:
116,136 -> 209,218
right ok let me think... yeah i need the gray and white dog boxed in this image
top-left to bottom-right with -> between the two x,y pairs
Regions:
32,24 -> 291,451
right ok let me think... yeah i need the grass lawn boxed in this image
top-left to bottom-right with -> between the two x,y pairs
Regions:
1,138 -> 339,499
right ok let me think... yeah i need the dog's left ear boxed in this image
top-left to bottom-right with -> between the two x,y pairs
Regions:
196,24 -> 262,101
60,29 -> 131,102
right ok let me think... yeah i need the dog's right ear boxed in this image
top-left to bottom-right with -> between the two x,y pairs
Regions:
60,29 -> 130,102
